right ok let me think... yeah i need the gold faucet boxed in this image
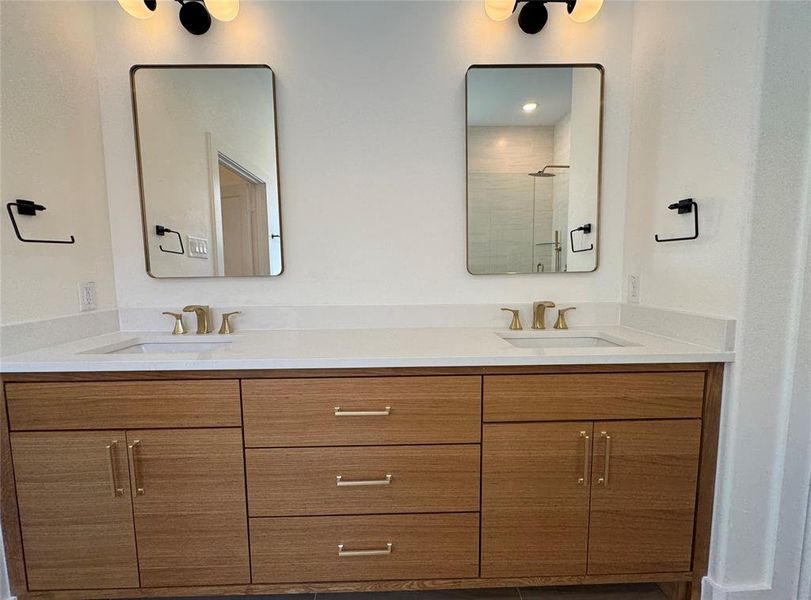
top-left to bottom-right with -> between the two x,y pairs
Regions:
182,305 -> 211,334
532,301 -> 556,330
554,307 -> 576,330
500,308 -> 523,331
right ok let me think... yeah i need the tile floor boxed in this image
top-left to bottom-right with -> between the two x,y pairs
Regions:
143,583 -> 667,600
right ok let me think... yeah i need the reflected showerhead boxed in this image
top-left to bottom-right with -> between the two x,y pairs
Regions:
528,164 -> 570,178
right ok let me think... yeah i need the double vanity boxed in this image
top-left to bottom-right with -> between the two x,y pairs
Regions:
0,312 -> 730,600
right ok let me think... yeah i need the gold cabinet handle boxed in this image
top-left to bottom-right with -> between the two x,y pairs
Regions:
578,431 -> 590,485
597,431 -> 611,486
334,406 -> 391,417
337,542 -> 393,557
336,474 -> 392,487
127,440 -> 145,495
106,440 -> 124,497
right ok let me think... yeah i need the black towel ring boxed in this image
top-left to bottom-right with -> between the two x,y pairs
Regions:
6,199 -> 76,244
655,199 -> 699,242
155,225 -> 184,255
569,223 -> 594,253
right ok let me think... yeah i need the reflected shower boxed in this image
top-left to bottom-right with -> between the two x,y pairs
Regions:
528,164 -> 570,177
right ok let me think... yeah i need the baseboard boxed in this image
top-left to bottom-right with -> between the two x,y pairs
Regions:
701,576 -> 774,600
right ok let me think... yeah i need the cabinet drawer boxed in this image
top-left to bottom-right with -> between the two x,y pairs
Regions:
5,381 -> 241,430
250,513 -> 479,583
484,372 -> 704,422
242,377 -> 481,447
247,445 -> 480,517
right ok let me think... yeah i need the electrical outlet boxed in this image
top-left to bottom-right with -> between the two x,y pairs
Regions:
78,281 -> 97,312
628,274 -> 641,304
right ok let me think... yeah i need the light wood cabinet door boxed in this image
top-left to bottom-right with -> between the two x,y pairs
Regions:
11,431 -> 139,591
588,419 -> 702,574
481,422 -> 592,577
126,428 -> 250,587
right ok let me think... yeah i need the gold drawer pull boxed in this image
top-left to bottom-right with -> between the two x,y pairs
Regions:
597,431 -> 611,486
578,431 -> 590,485
336,474 -> 392,487
128,439 -> 145,495
337,542 -> 393,557
334,406 -> 391,417
106,440 -> 124,497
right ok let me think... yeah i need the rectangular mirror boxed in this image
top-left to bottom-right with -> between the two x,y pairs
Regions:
132,65 -> 282,278
466,64 -> 602,274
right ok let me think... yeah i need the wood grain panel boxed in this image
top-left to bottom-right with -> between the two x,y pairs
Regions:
0,363 -> 712,384
483,372 -> 704,422
243,377 -> 481,447
588,419 -> 702,574
6,380 -> 241,430
127,428 -> 249,587
11,431 -> 139,590
481,422 -> 591,577
250,513 -> 479,583
0,379 -> 27,595
691,363 -> 724,600
247,445 -> 480,516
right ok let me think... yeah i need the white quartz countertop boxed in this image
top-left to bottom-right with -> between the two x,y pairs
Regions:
0,326 -> 734,373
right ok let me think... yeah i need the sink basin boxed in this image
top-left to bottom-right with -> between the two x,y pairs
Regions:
84,338 -> 233,355
497,331 -> 635,349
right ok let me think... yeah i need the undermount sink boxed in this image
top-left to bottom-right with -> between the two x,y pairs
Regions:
84,338 -> 233,355
497,331 -> 635,349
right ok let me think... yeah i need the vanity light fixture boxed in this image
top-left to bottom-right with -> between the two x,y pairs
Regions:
484,0 -> 603,34
522,102 -> 538,112
117,0 -> 239,35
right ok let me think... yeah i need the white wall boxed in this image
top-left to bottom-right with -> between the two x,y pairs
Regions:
566,68 -> 600,272
625,2 -> 811,598
0,0 -> 118,327
623,1 -> 766,318
708,2 -> 811,596
93,0 -> 634,309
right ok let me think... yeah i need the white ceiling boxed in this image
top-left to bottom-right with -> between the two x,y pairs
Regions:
467,67 -> 573,127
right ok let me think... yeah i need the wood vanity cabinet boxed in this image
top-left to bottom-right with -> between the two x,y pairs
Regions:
0,364 -> 723,600
3,380 -> 250,592
481,419 -> 702,577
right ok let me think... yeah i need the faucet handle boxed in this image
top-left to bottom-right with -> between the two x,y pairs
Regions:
218,311 -> 241,335
500,308 -> 523,331
554,307 -> 576,330
161,312 -> 186,335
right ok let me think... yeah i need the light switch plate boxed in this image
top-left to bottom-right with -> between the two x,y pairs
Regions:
78,281 -> 97,312
187,236 -> 209,259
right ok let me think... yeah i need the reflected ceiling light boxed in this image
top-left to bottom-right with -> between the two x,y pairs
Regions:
117,0 -> 156,19
484,0 -> 516,22
485,0 -> 603,34
522,102 -> 538,112
117,0 -> 239,35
